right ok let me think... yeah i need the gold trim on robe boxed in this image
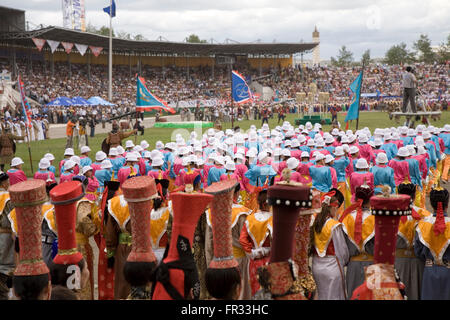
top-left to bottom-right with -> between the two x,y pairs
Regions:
150,207 -> 170,248
206,204 -> 252,228
245,211 -> 273,248
314,218 -> 341,257
341,211 -> 375,253
416,216 -> 450,264
0,192 -> 10,215
107,195 -> 130,231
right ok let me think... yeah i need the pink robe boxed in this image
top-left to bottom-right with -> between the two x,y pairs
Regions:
138,158 -> 146,176
172,157 -> 184,176
91,162 -> 102,175
358,144 -> 375,164
59,172 -> 75,184
33,171 -> 56,184
290,149 -> 303,161
412,154 -> 428,180
388,159 -> 410,185
274,171 -> 310,184
147,169 -> 169,180
220,172 -> 239,181
234,164 -> 250,191
8,170 -> 27,186
391,140 -> 404,149
329,166 -> 338,189
272,161 -> 287,176
349,171 -> 374,201
117,167 -> 138,185
85,176 -> 100,201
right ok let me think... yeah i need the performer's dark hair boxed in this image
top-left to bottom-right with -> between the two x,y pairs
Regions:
398,183 -> 416,200
234,183 -> 241,194
430,189 -> 449,210
257,190 -> 269,211
12,273 -> 49,300
48,258 -> 86,287
50,285 -> 78,300
205,267 -> 241,300
123,261 -> 157,287
406,66 -> 412,72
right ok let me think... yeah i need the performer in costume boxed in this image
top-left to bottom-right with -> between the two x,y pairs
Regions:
152,186 -> 213,300
122,176 -> 159,300
351,189 -> 410,300
388,147 -> 411,186
311,189 -> 348,300
255,180 -> 314,300
438,124 -> 450,182
339,184 -> 375,298
349,159 -> 374,201
396,183 -> 430,300
239,189 -> 272,297
41,183 -> 58,269
204,179 -> 242,300
9,179 -> 51,300
332,146 -> 350,215
7,157 -> 27,186
34,158 -> 56,185
59,160 -> 77,184
414,186 -> 450,300
0,171 -> 14,300
150,179 -> 171,264
309,153 -> 332,193
49,181 -> 90,299
370,153 -> 396,195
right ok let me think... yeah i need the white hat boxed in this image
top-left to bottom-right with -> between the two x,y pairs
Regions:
341,135 -> 349,144
207,128 -> 215,136
315,153 -> 325,162
96,151 -> 107,161
178,147 -> 190,156
444,124 -> 450,132
422,131 -> 431,140
415,136 -> 425,147
64,148 -> 74,156
44,153 -> 55,161
375,152 -> 388,164
258,151 -> 269,162
133,145 -> 143,153
298,135 -> 306,144
196,158 -> 205,166
315,139 -> 325,147
291,139 -> 300,148
400,127 -> 408,135
225,161 -> 236,171
116,146 -> 125,155
143,151 -> 152,159
101,160 -> 113,169
334,146 -> 345,156
247,149 -> 257,158
155,141 -> 164,149
347,135 -> 356,143
384,133 -> 392,141
39,158 -> 50,169
286,157 -> 299,170
273,148 -> 282,157
81,146 -> 91,154
109,147 -> 118,156
282,149 -> 291,157
342,144 -> 350,153
349,146 -> 359,154
234,153 -> 245,161
125,153 -> 138,162
417,146 -> 427,155
406,145 -> 416,156
325,136 -> 335,144
285,130 -> 295,138
325,154 -> 335,164
306,139 -> 315,147
63,159 -> 76,171
407,129 -> 416,137
284,140 -> 292,147
134,150 -> 142,159
215,156 -> 225,166
301,151 -> 310,158
397,147 -> 410,158
125,140 -> 135,149
70,156 -> 81,166
373,138 -> 383,147
140,140 -> 150,149
355,158 -> 369,169
151,157 -> 164,167
358,134 -> 369,143
331,128 -> 340,136
82,166 -> 93,175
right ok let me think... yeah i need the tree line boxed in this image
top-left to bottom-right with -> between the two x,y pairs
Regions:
330,34 -> 449,66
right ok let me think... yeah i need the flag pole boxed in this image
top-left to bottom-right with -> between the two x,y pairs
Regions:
25,125 -> 34,173
16,71 -> 34,173
108,0 -> 112,102
356,61 -> 365,130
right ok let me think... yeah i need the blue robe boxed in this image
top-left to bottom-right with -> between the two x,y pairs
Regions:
380,143 -> 398,161
244,164 -> 276,187
399,136 -> 414,146
109,158 -> 124,179
95,168 -> 112,193
207,167 -> 226,186
245,141 -> 261,153
438,133 -> 450,155
406,158 -> 422,187
370,165 -> 396,194
299,146 -> 310,153
425,142 -> 437,169
333,157 -> 350,182
49,165 -> 56,175
309,165 -> 332,192
80,157 -> 92,168
325,146 -> 335,156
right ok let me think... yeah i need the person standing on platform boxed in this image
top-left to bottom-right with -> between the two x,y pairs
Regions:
401,66 -> 418,126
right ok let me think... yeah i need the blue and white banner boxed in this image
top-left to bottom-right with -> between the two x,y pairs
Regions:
62,0 -> 86,32
232,70 -> 253,104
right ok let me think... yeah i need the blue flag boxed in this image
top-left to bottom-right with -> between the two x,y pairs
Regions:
232,70 -> 253,104
344,71 -> 363,123
136,76 -> 175,114
103,0 -> 116,17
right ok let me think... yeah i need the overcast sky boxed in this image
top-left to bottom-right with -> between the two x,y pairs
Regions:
3,0 -> 449,60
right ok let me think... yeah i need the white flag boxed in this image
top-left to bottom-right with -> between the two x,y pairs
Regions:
47,40 -> 60,53
75,43 -> 88,56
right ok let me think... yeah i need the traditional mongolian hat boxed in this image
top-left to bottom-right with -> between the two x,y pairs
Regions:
10,180 -> 49,276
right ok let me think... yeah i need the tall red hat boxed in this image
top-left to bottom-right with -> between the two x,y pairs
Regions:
10,179 -> 49,276
204,179 -> 239,269
50,181 -> 84,265
152,191 -> 213,300
257,182 -> 313,300
370,194 -> 411,264
122,176 -> 158,263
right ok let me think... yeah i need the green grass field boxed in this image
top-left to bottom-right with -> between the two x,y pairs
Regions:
15,111 -> 450,177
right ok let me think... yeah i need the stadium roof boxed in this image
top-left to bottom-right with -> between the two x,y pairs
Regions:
0,26 -> 318,55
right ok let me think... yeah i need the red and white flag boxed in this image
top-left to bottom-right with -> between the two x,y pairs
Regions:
61,42 -> 74,54
89,46 -> 103,57
32,38 -> 46,51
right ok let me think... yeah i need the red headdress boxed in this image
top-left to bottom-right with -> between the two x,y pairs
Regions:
50,181 -> 84,265
204,179 -> 239,269
122,176 -> 158,263
10,179 -> 49,276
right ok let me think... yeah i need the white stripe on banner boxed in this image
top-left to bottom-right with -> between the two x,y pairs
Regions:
47,40 -> 60,53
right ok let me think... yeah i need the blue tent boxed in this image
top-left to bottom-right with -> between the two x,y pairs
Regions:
87,96 -> 115,106
71,96 -> 91,106
46,97 -> 73,106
